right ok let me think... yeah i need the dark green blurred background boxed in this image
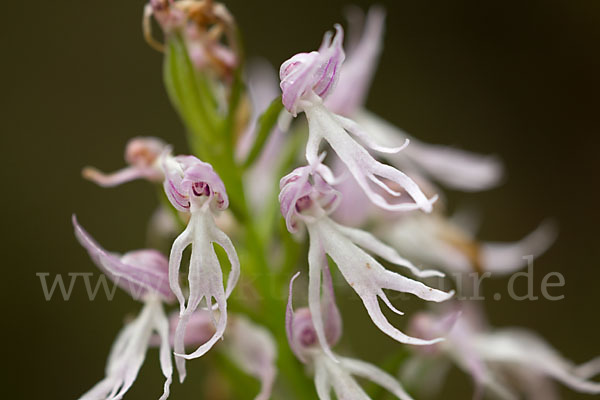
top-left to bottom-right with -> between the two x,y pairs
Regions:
2,0 -> 599,399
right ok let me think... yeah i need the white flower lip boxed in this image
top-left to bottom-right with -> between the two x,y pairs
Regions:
162,153 -> 240,382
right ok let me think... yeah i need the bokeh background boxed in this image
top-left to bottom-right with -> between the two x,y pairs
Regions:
3,0 -> 599,399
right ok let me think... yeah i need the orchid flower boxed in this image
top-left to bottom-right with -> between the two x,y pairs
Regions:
161,151 -> 240,381
83,137 -> 166,188
279,164 -> 453,357
159,311 -> 277,400
406,304 -> 600,399
325,6 -> 503,193
72,216 -> 174,400
286,272 -> 414,400
279,24 -> 437,213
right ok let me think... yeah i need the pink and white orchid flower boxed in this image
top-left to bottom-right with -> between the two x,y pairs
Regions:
279,164 -> 453,356
72,216 -> 174,400
279,24 -> 437,213
405,304 -> 600,399
161,151 -> 240,381
287,272 -> 414,400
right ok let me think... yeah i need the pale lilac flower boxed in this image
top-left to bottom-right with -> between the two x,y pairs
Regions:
279,165 -> 453,355
162,151 -> 240,381
279,25 -> 437,213
323,7 -> 503,193
160,311 -> 277,400
378,212 -> 557,275
72,216 -> 173,400
286,272 -> 414,400
82,137 -> 166,188
406,304 -> 600,399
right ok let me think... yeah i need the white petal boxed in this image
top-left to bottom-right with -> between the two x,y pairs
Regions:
78,378 -> 118,400
168,225 -> 193,314
153,302 -> 173,400
304,103 -> 436,213
339,356 -> 414,400
108,301 -> 157,400
361,294 -> 444,346
83,299 -> 158,400
475,328 -> 600,394
377,270 -> 453,303
177,295 -> 227,360
321,262 -> 342,346
314,359 -> 333,400
308,229 -> 338,361
336,114 -> 409,154
332,220 -> 444,278
481,220 -> 557,274
318,354 -> 371,400
209,221 -> 240,298
575,357 -> 600,379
